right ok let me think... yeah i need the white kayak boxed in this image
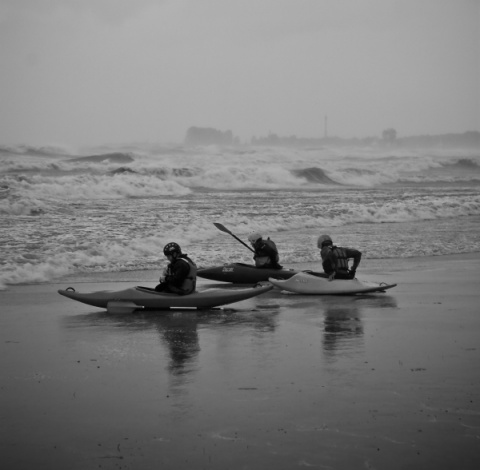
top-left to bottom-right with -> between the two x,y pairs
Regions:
268,272 -> 396,295
58,282 -> 273,313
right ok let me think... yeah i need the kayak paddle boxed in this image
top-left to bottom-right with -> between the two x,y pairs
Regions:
213,223 -> 255,253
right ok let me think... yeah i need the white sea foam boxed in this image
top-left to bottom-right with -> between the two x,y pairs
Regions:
2,145 -> 479,193
1,144 -> 480,288
0,173 -> 190,208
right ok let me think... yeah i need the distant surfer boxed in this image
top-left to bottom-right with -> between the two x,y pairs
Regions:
247,232 -> 282,269
155,243 -> 197,294
317,235 -> 362,281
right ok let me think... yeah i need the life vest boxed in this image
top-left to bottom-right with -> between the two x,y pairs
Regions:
332,247 -> 350,273
168,256 -> 197,295
321,246 -> 349,274
254,238 -> 280,267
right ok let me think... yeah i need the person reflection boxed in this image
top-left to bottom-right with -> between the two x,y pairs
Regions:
156,315 -> 200,377
322,304 -> 363,359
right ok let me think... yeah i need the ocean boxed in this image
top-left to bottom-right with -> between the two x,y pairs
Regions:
1,143 -> 479,290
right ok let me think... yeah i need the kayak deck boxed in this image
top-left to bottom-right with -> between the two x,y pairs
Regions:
269,272 -> 396,295
197,262 -> 298,284
58,282 -> 273,312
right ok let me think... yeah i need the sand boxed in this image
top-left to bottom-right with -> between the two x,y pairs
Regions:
1,254 -> 479,470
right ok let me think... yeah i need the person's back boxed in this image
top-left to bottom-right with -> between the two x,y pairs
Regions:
317,235 -> 361,280
248,232 -> 282,269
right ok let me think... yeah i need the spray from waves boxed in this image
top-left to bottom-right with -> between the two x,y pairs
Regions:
67,152 -> 135,164
0,159 -> 64,173
2,189 -> 480,288
322,168 -> 399,186
0,143 -> 73,157
3,145 -> 480,191
218,193 -> 480,235
0,222 -> 221,289
175,165 -> 308,189
291,168 -> 340,185
0,261 -> 71,290
0,236 -> 161,290
0,173 -> 191,213
442,158 -> 479,169
0,196 -> 49,216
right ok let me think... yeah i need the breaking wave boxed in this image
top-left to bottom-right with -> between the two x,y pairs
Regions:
1,142 -> 480,288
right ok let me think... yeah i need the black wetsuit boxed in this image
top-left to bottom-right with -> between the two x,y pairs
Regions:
252,238 -> 282,269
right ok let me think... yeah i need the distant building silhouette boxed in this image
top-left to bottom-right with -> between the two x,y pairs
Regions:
185,127 -> 235,146
183,126 -> 479,149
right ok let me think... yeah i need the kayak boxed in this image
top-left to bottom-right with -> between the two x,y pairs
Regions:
58,282 -> 273,313
197,263 -> 299,284
268,271 -> 396,295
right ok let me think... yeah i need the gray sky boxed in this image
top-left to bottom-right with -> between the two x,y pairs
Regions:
1,0 -> 479,145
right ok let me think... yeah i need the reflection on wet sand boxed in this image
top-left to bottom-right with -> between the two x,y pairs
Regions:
64,307 -> 280,385
323,304 -> 364,357
293,294 -> 398,360
323,295 -> 397,358
62,294 -> 397,397
157,315 -> 200,377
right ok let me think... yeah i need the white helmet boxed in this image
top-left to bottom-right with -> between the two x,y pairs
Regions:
248,231 -> 262,243
317,234 -> 332,248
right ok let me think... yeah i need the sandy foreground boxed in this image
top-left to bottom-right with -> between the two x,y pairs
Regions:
1,254 -> 479,470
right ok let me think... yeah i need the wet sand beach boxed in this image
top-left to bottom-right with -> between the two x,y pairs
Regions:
1,254 -> 480,470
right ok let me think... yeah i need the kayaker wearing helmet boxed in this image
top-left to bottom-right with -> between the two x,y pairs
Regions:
247,232 -> 282,269
317,234 -> 361,281
155,242 -> 197,294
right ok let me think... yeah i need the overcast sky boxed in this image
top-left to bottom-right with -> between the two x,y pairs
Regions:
1,0 -> 478,145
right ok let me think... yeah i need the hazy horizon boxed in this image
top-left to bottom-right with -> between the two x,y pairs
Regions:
1,0 -> 479,146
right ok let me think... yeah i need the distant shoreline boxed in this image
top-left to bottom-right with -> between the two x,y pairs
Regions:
185,126 -> 480,148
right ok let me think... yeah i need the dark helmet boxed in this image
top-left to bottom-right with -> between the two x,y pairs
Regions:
163,242 -> 182,256
317,234 -> 333,248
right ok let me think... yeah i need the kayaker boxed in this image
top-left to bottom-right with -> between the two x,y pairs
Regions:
317,234 -> 361,281
247,232 -> 282,269
155,242 -> 197,294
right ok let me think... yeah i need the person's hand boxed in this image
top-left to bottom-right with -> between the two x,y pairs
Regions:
349,269 -> 356,279
328,272 -> 335,281
159,267 -> 169,282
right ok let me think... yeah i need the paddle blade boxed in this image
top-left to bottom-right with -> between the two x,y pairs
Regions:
213,223 -> 255,253
213,223 -> 232,234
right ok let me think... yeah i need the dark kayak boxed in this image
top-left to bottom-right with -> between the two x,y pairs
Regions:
197,262 -> 299,284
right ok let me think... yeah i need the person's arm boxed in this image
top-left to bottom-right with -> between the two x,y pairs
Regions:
328,254 -> 337,280
346,248 -> 362,275
348,249 -> 362,270
322,250 -> 336,280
